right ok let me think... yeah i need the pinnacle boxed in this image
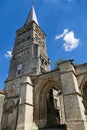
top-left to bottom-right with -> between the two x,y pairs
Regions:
25,4 -> 38,25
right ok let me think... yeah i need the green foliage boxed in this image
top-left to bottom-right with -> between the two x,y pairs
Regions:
53,59 -> 66,69
53,59 -> 80,69
73,62 -> 80,66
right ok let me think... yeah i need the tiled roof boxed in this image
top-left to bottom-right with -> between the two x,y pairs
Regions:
0,90 -> 5,95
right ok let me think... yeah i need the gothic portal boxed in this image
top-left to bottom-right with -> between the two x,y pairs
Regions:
0,4 -> 87,130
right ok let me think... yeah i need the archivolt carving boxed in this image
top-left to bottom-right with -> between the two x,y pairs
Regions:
80,74 -> 87,115
4,100 -> 15,113
34,76 -> 62,128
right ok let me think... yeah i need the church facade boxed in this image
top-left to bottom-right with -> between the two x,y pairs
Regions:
0,5 -> 87,130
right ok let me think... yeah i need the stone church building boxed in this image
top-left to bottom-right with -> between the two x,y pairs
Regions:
0,4 -> 87,130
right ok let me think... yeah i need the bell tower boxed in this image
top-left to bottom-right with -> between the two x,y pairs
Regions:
8,4 -> 50,80
1,5 -> 50,130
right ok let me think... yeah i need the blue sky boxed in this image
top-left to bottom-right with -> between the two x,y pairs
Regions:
0,0 -> 87,89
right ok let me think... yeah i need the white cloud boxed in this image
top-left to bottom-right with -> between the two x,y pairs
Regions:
63,31 -> 79,51
55,29 -> 79,51
4,50 -> 12,58
55,29 -> 69,40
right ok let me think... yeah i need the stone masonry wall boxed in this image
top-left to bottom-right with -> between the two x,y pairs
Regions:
0,93 -> 5,130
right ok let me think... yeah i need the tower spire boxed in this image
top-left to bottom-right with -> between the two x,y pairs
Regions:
25,4 -> 39,25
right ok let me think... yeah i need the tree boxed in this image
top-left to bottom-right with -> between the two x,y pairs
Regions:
53,59 -> 66,69
53,59 -> 80,69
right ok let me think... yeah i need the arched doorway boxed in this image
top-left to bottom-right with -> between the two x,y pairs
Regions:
34,78 -> 65,129
81,81 -> 87,115
1,100 -> 14,130
46,88 -> 60,128
1,100 -> 18,130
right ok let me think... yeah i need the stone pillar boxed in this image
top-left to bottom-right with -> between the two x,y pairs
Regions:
59,60 -> 87,130
16,76 -> 38,130
0,93 -> 5,130
59,94 -> 66,124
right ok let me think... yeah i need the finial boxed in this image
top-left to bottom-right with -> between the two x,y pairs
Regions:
32,0 -> 34,6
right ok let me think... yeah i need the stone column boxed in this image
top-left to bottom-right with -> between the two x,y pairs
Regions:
0,93 -> 5,130
59,60 -> 87,130
16,76 -> 38,130
59,94 -> 66,124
